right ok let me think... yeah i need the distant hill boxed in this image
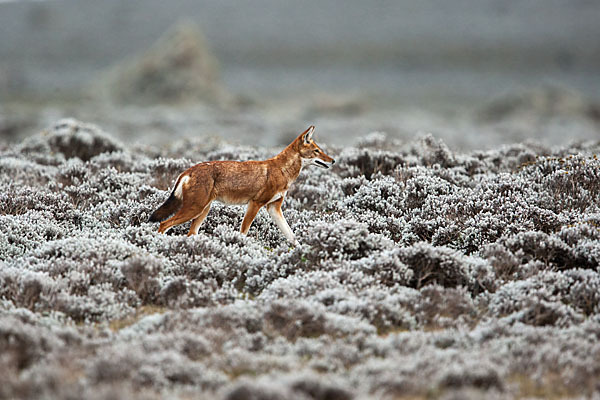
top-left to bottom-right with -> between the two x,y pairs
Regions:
0,0 -> 599,98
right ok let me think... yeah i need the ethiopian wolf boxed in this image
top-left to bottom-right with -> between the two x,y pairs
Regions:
149,126 -> 335,246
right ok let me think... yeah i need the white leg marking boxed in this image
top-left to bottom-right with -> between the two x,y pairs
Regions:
174,175 -> 190,199
267,205 -> 298,246
190,220 -> 201,235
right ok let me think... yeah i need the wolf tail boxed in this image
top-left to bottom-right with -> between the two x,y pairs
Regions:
148,174 -> 186,222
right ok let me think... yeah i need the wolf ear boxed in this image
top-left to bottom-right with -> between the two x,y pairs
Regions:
302,126 -> 315,144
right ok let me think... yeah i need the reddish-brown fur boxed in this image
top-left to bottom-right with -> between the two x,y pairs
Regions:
150,126 -> 334,245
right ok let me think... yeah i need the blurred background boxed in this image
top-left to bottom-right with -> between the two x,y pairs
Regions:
1,0 -> 599,149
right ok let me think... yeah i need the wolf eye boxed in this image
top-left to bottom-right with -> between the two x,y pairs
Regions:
314,149 -> 320,154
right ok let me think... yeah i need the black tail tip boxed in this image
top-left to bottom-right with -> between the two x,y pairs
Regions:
148,212 -> 159,223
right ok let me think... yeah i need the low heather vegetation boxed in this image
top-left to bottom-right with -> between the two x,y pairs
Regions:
1,119 -> 600,399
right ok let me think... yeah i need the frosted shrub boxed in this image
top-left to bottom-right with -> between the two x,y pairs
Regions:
0,267 -> 58,312
482,243 -> 521,281
223,373 -> 353,400
0,154 -> 57,186
2,121 -> 600,398
120,255 -> 162,304
290,377 -> 353,400
0,186 -> 73,219
0,312 -> 64,371
558,218 -> 600,245
395,242 -> 488,292
223,381 -> 293,400
345,175 -> 403,216
336,147 -> 406,179
350,249 -> 414,287
286,170 -> 344,211
564,269 -> 600,316
19,118 -> 123,162
355,131 -> 395,149
436,362 -> 503,391
521,154 -> 600,212
501,231 -> 580,269
335,287 -> 418,333
159,277 -> 189,307
413,133 -> 456,168
303,219 -> 392,263
264,300 -> 327,341
558,221 -> 600,268
487,271 -> 586,327
415,285 -> 477,329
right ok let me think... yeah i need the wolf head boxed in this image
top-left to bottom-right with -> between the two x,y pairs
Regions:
296,126 -> 335,169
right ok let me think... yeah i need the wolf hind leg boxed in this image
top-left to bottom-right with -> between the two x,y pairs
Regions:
158,196 -> 210,234
158,207 -> 197,234
187,203 -> 212,236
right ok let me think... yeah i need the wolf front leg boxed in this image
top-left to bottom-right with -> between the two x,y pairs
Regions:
267,198 -> 299,246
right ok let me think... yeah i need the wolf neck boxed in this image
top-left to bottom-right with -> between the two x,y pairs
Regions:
273,142 -> 303,183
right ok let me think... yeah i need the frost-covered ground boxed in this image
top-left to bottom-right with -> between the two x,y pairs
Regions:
1,118 -> 600,399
